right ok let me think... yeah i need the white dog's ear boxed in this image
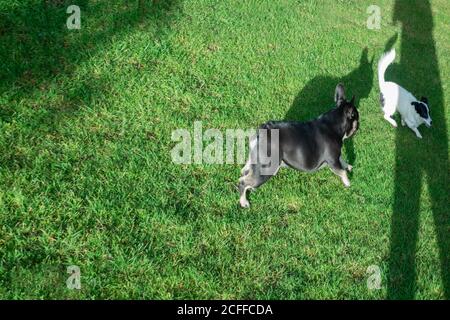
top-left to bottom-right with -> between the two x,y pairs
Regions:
420,96 -> 428,105
411,101 -> 423,115
335,83 -> 346,105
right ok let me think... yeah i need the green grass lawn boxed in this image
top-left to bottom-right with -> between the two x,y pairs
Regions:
0,0 -> 449,299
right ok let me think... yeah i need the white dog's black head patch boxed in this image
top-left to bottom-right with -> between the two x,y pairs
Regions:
412,97 -> 432,127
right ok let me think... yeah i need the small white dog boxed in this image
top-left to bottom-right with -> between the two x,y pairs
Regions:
378,49 -> 432,139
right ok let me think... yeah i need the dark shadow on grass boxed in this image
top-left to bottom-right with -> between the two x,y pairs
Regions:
387,0 -> 449,299
0,0 -> 181,93
284,48 -> 374,168
0,0 -> 182,169
0,0 -> 183,286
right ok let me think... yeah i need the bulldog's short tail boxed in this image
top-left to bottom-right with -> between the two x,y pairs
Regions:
378,49 -> 396,90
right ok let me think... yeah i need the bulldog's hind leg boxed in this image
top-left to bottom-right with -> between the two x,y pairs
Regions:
239,126 -> 281,208
239,163 -> 278,208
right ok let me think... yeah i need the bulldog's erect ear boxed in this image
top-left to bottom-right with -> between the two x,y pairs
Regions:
335,83 -> 346,106
350,95 -> 355,105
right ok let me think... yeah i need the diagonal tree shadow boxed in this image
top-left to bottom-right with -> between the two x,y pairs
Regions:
0,0 -> 181,94
284,48 -> 374,167
0,1 -> 184,293
0,0 -> 182,169
387,0 -> 449,299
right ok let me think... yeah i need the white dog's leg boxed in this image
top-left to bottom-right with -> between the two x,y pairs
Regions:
411,127 -> 423,139
384,114 -> 398,128
401,118 -> 406,126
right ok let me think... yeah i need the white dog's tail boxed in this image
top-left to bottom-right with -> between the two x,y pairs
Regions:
378,49 -> 396,90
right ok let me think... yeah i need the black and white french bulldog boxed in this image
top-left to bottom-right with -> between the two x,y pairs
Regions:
378,49 -> 432,139
239,84 -> 359,208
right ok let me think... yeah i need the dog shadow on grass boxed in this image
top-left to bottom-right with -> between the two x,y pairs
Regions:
284,47 -> 374,170
386,0 -> 449,299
